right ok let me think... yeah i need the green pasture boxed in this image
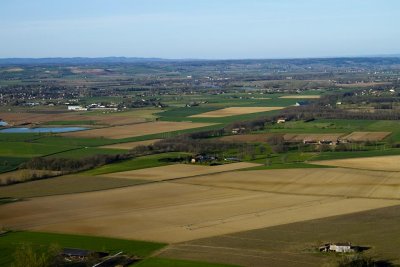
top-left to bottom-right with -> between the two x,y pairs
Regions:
0,141 -> 75,158
47,147 -> 124,159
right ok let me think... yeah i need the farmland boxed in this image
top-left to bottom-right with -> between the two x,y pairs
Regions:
159,205 -> 400,267
190,107 -> 284,118
61,121 -> 217,139
1,167 -> 400,245
100,139 -> 163,150
104,162 -> 260,181
2,57 -> 400,266
312,155 -> 400,171
278,95 -> 321,99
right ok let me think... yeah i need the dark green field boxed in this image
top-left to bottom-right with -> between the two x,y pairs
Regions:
84,152 -> 189,176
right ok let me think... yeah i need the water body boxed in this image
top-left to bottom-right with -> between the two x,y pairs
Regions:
0,121 -> 8,126
0,127 -> 88,133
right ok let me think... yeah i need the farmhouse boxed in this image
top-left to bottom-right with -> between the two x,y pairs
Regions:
68,105 -> 87,111
276,117 -> 286,124
231,127 -> 246,134
319,242 -> 354,253
61,248 -> 109,261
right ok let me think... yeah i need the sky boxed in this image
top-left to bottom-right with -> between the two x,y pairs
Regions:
0,0 -> 399,59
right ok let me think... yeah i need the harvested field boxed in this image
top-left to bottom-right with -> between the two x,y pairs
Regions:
0,111 -> 151,126
160,205 -> 400,267
278,95 -> 320,99
283,133 -> 344,142
312,155 -> 400,172
61,121 -> 215,139
103,162 -> 260,181
1,168 -> 399,243
190,107 -> 284,118
179,168 -> 400,199
219,133 -> 276,143
100,139 -> 162,150
0,174 -> 145,198
341,131 -> 391,142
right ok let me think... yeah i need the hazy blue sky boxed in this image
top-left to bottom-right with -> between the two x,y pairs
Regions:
0,0 -> 399,59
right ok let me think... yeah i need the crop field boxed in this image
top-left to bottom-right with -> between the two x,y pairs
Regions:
0,141 -> 75,158
159,205 -> 400,267
100,139 -> 162,150
1,167 -> 399,244
313,155 -> 400,171
190,107 -> 284,118
61,121 -> 216,139
283,133 -> 344,142
0,111 -> 151,126
104,162 -> 260,181
0,174 -> 145,198
179,168 -> 400,199
46,147 -> 124,159
341,131 -> 391,141
219,133 -> 276,143
0,156 -> 26,173
278,95 -> 321,99
85,152 -> 190,176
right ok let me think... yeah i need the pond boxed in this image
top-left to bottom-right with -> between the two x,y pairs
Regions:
0,127 -> 88,133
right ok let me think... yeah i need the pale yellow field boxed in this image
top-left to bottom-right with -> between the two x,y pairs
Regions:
61,121 -> 216,139
104,162 -> 260,181
313,155 -> 400,172
190,107 -> 284,118
341,131 -> 391,142
279,95 -> 321,99
1,168 -> 400,243
179,168 -> 400,199
100,139 -> 162,150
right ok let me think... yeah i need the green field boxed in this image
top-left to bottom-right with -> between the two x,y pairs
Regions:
0,231 -> 165,266
47,147 -> 124,159
0,156 -> 27,173
0,141 -> 75,158
84,152 -> 189,176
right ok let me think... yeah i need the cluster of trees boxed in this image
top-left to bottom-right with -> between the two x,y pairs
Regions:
22,154 -> 131,173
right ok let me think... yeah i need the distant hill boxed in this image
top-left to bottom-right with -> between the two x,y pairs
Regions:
0,56 -> 399,66
0,57 -> 167,65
